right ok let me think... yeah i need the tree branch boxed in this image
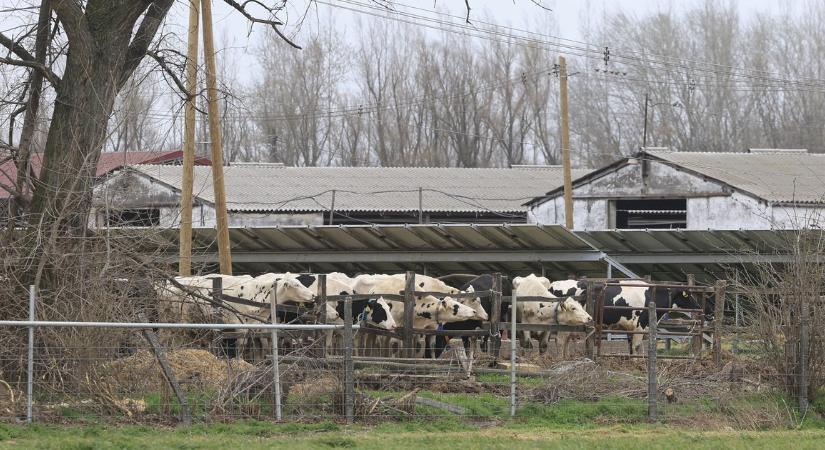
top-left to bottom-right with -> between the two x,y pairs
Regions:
146,50 -> 189,99
0,57 -> 61,86
119,0 -> 174,89
221,0 -> 301,49
0,33 -> 62,86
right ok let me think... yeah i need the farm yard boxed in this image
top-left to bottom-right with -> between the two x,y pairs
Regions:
1,268 -> 824,450
4,0 -> 825,448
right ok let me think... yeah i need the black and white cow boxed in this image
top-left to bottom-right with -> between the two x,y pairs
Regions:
433,274 -> 512,358
601,280 -> 701,354
548,279 -> 588,304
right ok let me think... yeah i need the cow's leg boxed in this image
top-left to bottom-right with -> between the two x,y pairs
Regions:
434,334 -> 448,358
542,331 -> 551,355
632,331 -> 644,354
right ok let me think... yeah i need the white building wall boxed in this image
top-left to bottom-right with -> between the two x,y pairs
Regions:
528,158 -> 825,230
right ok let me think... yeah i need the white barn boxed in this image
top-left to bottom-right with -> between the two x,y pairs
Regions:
526,149 -> 825,230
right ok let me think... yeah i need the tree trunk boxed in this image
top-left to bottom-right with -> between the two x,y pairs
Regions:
30,51 -> 124,232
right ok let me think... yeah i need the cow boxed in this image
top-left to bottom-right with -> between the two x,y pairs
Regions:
547,279 -> 589,356
513,274 -> 593,355
534,297 -> 593,358
336,297 -> 397,356
408,295 -> 481,358
601,280 -> 701,354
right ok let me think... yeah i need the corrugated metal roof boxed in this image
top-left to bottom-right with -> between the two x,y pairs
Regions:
648,150 -> 825,204
128,224 -> 802,283
128,164 -> 590,213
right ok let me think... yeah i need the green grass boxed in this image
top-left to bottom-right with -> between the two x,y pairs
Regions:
2,422 -> 825,449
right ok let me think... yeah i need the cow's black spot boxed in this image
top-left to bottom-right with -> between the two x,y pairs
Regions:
419,311 -> 432,319
368,300 -> 388,324
419,282 -> 425,288
452,304 -> 459,315
296,274 -> 315,288
339,291 -> 349,296
539,303 -> 544,308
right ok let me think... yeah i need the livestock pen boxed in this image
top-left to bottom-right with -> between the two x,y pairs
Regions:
0,274 -> 816,430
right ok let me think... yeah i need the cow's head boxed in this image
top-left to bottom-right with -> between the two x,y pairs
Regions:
671,289 -> 701,311
538,298 -> 593,326
437,296 -> 479,323
325,303 -> 342,324
458,286 -> 489,321
364,297 -> 397,330
276,277 -> 315,303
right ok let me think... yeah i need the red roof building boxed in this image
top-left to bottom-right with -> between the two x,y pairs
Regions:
0,150 -> 210,199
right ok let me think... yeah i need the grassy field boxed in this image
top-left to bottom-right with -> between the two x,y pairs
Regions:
2,421 -> 825,449
3,392 -> 824,449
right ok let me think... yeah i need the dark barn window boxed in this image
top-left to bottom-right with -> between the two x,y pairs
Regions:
107,208 -> 161,227
614,199 -> 687,229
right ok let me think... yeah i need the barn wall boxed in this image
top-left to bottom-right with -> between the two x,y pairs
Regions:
528,159 -> 779,230
686,193 -> 772,229
92,171 -> 324,228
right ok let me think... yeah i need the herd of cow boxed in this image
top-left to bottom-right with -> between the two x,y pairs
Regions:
156,272 -> 703,359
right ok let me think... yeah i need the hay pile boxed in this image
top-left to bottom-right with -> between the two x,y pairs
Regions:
99,349 -> 253,393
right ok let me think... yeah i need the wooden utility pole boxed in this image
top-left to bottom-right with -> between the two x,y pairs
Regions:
179,0 -> 200,277
559,55 -> 574,229
201,0 -> 232,274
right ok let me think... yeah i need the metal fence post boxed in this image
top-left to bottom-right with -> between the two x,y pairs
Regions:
27,285 -> 35,424
342,296 -> 355,423
799,301 -> 809,413
269,286 -> 282,421
510,290 -> 517,417
647,300 -> 658,421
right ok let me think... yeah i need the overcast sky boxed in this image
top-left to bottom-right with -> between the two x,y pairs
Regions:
164,0 -> 795,86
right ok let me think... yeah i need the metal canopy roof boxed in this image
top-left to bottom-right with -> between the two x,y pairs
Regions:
134,224 -> 805,283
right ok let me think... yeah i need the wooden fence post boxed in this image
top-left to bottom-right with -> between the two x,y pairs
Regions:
491,273 -> 502,359
211,277 -> 224,356
403,271 -> 416,359
585,281 -> 595,360
647,301 -> 658,421
687,275 -> 702,356
317,274 -> 327,358
713,280 -> 727,366
342,296 -> 355,423
799,301 -> 810,413
139,313 -> 192,425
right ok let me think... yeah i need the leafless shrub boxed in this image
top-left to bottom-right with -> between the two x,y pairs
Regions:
734,227 -> 825,405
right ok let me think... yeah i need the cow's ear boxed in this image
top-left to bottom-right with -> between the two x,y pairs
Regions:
466,285 -> 475,293
558,300 -> 570,311
512,277 -> 524,289
682,291 -> 689,298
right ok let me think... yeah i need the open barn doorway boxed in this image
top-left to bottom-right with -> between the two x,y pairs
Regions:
613,199 -> 687,229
